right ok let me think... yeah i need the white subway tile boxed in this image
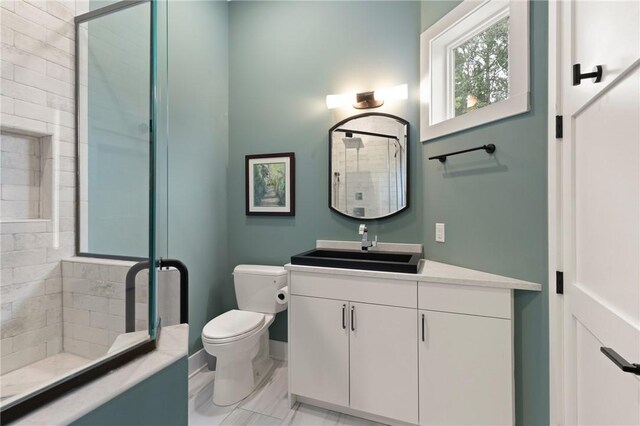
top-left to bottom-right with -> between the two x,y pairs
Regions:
46,92 -> 73,113
1,303 -> 12,322
0,248 -> 46,268
1,61 -> 14,80
0,78 -> 47,105
47,1 -> 74,22
46,307 -> 62,324
89,311 -> 107,329
0,220 -> 47,234
72,323 -> 109,345
46,337 -> 62,356
14,64 -> 73,98
0,112 -> 48,134
13,232 -> 53,249
1,0 -> 16,12
1,311 -> 46,339
0,280 -> 45,304
1,235 -> 14,252
12,323 -> 61,351
1,268 -> 13,286
2,185 -> 40,202
0,337 -> 13,356
0,9 -> 46,41
45,28 -> 73,54
1,95 -> 14,114
12,261 -> 60,283
72,293 -> 108,313
46,60 -> 73,86
45,277 -> 61,293
0,342 -> 45,374
1,25 -> 14,46
62,307 -> 90,325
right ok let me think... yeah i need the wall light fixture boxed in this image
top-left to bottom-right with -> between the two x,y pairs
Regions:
326,84 -> 408,110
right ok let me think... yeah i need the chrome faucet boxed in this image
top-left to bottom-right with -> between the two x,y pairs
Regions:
359,224 -> 378,251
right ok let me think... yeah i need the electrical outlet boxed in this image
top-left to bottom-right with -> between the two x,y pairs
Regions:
435,223 -> 445,243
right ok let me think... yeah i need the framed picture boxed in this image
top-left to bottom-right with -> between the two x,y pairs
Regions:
245,152 -> 295,216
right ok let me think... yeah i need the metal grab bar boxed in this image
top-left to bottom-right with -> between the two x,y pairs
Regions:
125,258 -> 189,332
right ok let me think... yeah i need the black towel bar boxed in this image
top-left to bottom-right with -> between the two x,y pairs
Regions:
429,144 -> 496,163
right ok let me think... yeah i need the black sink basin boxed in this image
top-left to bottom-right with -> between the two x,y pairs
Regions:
291,248 -> 421,274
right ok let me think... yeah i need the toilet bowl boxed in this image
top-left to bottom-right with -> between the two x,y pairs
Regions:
201,265 -> 287,406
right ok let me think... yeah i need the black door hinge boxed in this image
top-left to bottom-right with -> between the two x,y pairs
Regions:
556,271 -> 564,294
555,115 -> 563,139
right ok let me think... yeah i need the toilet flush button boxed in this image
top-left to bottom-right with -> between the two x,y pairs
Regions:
435,223 -> 445,243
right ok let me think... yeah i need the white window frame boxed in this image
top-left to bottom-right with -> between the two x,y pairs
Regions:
420,0 -> 529,142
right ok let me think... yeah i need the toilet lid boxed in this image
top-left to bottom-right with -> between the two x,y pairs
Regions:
202,310 -> 265,340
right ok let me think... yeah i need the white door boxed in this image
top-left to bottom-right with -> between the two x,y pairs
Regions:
349,302 -> 418,424
289,295 -> 349,406
418,310 -> 513,426
559,0 -> 640,424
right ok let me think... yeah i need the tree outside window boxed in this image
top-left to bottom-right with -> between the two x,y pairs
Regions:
453,17 -> 509,117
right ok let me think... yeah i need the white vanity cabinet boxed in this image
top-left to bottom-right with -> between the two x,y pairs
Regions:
289,272 -> 419,424
418,282 -> 514,426
287,260 -> 540,426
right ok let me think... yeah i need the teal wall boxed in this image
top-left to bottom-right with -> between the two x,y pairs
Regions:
420,2 -> 549,425
71,357 -> 187,426
227,0 -> 423,341
168,0 -> 230,354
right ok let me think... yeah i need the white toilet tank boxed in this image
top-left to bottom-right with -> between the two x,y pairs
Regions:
233,265 -> 288,314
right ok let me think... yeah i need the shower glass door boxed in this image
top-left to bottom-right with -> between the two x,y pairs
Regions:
0,0 -> 168,419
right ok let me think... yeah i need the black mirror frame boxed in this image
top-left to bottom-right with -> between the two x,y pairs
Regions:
328,112 -> 410,220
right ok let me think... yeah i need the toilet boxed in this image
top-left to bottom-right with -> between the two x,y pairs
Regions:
202,265 -> 288,406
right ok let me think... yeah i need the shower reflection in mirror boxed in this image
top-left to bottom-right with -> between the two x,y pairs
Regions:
329,114 -> 409,220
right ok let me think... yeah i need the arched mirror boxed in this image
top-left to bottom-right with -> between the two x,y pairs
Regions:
329,113 -> 409,219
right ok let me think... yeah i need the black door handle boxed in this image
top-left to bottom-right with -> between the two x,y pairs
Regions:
601,347 -> 640,375
573,63 -> 603,86
421,314 -> 425,342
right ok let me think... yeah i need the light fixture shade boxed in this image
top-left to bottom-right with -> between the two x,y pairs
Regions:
326,93 -> 357,109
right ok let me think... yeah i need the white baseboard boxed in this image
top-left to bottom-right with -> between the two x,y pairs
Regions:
188,348 -> 208,378
269,339 -> 288,361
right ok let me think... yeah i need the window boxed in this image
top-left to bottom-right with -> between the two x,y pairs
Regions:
420,0 -> 529,141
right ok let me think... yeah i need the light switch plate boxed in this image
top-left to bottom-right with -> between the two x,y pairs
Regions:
435,223 -> 445,243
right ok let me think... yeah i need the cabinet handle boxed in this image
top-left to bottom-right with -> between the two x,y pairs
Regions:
351,306 -> 355,331
421,314 -> 425,342
342,304 -> 346,329
601,347 -> 640,375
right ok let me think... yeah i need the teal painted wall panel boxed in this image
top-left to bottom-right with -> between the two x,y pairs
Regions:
420,1 -> 549,425
168,0 -> 230,354
228,1 -> 423,342
71,357 -> 188,426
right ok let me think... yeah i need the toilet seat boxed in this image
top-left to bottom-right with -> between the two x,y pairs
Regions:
202,310 -> 265,344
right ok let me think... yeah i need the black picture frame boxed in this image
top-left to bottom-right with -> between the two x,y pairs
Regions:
245,152 -> 295,216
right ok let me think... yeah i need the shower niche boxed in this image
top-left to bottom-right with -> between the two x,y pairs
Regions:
0,130 -> 53,221
329,113 -> 409,219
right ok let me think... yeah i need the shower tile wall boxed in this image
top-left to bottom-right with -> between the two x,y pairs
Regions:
0,0 -> 83,374
61,259 -> 180,360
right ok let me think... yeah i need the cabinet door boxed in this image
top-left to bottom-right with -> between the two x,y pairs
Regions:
289,295 -> 349,407
419,310 -> 513,425
350,302 -> 418,424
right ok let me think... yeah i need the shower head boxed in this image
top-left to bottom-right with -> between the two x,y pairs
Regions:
342,137 -> 364,150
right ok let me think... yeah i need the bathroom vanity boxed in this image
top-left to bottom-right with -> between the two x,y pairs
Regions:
285,241 -> 541,426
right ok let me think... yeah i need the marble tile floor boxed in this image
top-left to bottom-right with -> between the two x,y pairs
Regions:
189,360 -> 387,426
0,352 -> 91,401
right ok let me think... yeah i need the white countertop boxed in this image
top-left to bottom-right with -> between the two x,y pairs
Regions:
285,260 -> 541,291
14,324 -> 188,425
